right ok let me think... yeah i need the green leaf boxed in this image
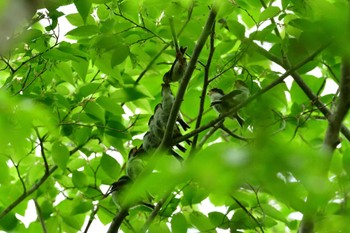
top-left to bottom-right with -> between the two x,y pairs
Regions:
96,96 -> 124,115
66,13 -> 95,26
227,20 -> 245,39
61,214 -> 85,230
66,25 -> 99,37
92,34 -> 125,50
111,44 -> 130,68
71,200 -> 93,215
40,200 -> 54,220
259,6 -> 281,23
260,204 -> 286,223
93,0 -> 112,4
208,211 -> 230,229
0,211 -> 18,231
72,171 -> 89,188
72,59 -> 89,80
52,142 -> 70,169
100,153 -> 121,179
44,48 -> 81,62
149,221 -> 171,233
84,101 -> 105,123
111,87 -> 151,102
171,213 -> 188,233
160,197 -> 180,217
73,0 -> 92,24
54,62 -> 74,84
0,158 -> 11,184
72,127 -> 92,145
189,211 -> 215,231
77,83 -> 101,97
343,148 -> 350,176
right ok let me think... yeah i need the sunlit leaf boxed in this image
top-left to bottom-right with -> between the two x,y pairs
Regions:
259,6 -> 281,23
73,0 -> 92,24
52,142 -> 70,170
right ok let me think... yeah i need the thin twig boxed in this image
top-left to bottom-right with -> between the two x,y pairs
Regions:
197,121 -> 223,149
105,4 -> 166,44
83,205 -> 99,233
220,125 -> 249,142
34,199 -> 48,233
34,128 -> 49,173
139,191 -> 171,233
9,158 -> 26,193
230,195 -> 265,233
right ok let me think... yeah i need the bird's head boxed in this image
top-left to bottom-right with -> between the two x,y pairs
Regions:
208,88 -> 225,96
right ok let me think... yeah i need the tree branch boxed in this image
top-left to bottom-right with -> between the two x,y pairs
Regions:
190,21 -> 216,154
323,57 -> 350,152
175,44 -> 327,146
34,129 -> 49,173
83,205 -> 99,233
0,143 -> 86,219
106,208 -> 129,233
34,199 -> 48,233
159,3 -> 220,150
252,42 -> 350,142
197,121 -> 223,149
220,125 -> 250,142
0,165 -> 58,220
139,191 -> 171,233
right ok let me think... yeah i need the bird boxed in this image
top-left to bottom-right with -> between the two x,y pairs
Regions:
126,147 -> 146,181
160,83 -> 192,146
109,176 -> 154,210
233,80 -> 250,103
160,83 -> 190,131
142,131 -> 161,152
110,176 -> 133,210
208,81 -> 249,126
163,46 -> 187,83
148,104 -> 165,141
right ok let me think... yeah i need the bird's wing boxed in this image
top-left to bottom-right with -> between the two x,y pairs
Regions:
222,89 -> 243,101
210,100 -> 222,107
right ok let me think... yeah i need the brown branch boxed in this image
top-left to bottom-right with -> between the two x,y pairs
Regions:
197,120 -> 223,149
159,3 -> 220,150
83,205 -> 99,233
0,56 -> 15,73
9,158 -> 26,193
323,57 -> 350,153
106,208 -> 129,233
139,192 -> 171,233
220,125 -> 250,142
190,21 -> 216,154
13,44 -> 58,74
34,129 -> 49,173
